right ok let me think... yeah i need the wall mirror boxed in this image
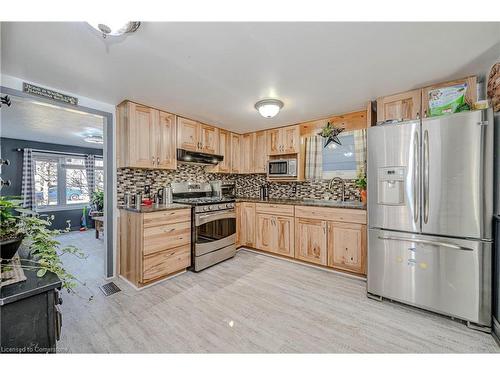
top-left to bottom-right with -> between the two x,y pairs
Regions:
304,129 -> 366,180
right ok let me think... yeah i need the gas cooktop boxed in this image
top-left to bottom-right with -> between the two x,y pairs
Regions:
173,197 -> 235,205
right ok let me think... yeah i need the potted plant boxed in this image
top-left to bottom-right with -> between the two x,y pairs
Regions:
1,196 -> 91,297
0,196 -> 25,262
90,191 -> 104,215
355,174 -> 367,204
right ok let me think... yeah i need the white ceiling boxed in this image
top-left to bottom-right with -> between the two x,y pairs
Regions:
0,96 -> 104,149
1,22 -> 500,133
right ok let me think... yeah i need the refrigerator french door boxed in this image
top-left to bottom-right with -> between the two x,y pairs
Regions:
367,109 -> 494,329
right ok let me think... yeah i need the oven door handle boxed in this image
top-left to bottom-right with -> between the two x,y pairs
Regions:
195,209 -> 236,226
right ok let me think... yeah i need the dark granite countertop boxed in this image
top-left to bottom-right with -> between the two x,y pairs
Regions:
1,247 -> 62,306
236,197 -> 366,210
118,203 -> 191,213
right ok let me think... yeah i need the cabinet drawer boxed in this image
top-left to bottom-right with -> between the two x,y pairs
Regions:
142,244 -> 191,283
143,209 -> 191,227
295,205 -> 366,224
143,221 -> 191,256
255,203 -> 294,216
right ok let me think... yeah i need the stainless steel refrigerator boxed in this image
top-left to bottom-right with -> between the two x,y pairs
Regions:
367,109 -> 494,330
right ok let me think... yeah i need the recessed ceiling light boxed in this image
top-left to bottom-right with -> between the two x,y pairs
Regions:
87,21 -> 141,38
84,135 -> 104,144
255,99 -> 284,118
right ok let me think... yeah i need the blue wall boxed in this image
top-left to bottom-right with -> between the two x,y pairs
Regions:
0,137 -> 103,231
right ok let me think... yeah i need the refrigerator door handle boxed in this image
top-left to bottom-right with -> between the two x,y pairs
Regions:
413,130 -> 419,224
377,235 -> 474,251
423,129 -> 429,224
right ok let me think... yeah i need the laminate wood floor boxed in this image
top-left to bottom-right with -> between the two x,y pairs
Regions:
57,230 -> 499,353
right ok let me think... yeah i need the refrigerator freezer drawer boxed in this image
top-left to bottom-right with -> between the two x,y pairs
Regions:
368,229 -> 492,326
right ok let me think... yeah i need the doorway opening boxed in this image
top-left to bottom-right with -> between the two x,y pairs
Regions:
0,87 -> 114,278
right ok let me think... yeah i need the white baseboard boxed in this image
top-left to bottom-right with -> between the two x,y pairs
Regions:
239,247 -> 367,282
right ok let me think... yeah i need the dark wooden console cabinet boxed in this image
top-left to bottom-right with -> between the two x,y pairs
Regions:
1,253 -> 62,354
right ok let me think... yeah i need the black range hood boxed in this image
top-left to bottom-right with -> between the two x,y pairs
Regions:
176,148 -> 223,165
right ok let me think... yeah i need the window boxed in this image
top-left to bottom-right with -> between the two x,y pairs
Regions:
322,133 -> 357,179
34,156 -> 59,208
33,153 -> 101,211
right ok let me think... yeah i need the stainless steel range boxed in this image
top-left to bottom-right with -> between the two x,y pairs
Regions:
171,182 -> 236,272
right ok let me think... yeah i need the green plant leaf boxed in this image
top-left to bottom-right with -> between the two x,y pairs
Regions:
36,268 -> 47,277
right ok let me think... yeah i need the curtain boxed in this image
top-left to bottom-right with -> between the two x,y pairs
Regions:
85,154 -> 95,196
305,136 -> 323,181
21,148 -> 36,210
354,129 -> 367,176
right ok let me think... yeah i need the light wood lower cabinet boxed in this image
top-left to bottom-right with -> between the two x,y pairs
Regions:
119,208 -> 191,287
256,213 -> 274,252
327,222 -> 366,274
239,202 -> 256,247
256,212 -> 294,257
294,218 -> 327,265
237,202 -> 367,275
274,216 -> 294,257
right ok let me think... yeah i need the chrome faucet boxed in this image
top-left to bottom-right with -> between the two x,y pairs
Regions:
328,177 -> 345,202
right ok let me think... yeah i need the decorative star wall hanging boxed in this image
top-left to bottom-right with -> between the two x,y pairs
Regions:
318,122 -> 344,148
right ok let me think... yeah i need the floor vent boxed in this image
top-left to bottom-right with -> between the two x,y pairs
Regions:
99,282 -> 121,296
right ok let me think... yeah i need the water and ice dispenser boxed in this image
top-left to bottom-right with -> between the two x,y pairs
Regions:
377,167 -> 406,205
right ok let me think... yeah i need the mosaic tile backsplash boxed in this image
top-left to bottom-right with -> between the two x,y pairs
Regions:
117,164 -> 360,204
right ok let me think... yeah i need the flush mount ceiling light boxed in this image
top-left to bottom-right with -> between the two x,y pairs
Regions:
84,135 -> 104,145
87,21 -> 141,38
254,99 -> 284,118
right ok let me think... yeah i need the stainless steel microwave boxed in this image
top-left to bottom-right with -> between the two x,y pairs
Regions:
267,159 -> 297,178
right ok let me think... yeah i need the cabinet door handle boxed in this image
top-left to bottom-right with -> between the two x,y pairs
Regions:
152,156 -> 155,166
157,157 -> 160,165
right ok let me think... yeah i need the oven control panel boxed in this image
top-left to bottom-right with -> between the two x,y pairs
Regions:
195,202 -> 235,213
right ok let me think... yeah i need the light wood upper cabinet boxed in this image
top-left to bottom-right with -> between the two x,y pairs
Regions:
282,125 -> 299,154
156,111 -> 177,169
117,101 -> 176,170
177,117 -> 219,155
377,89 -> 422,123
231,133 -> 241,173
200,124 -> 218,154
267,125 -> 299,155
327,222 -> 366,274
177,117 -> 199,152
239,202 -> 256,247
254,131 -> 268,173
294,218 -> 327,265
217,129 -> 232,173
241,133 -> 254,174
267,129 -> 281,155
132,104 -> 157,168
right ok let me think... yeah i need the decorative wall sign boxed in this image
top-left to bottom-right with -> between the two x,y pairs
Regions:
23,83 -> 78,106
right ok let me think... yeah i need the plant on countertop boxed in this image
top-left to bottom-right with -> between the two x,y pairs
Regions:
0,196 -> 93,300
355,174 -> 367,191
355,174 -> 367,204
